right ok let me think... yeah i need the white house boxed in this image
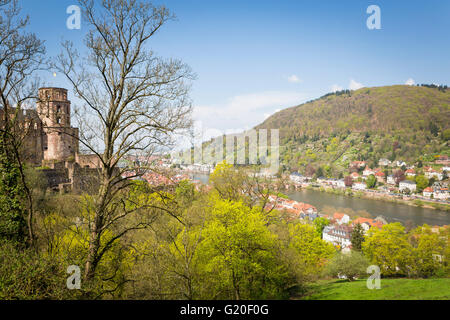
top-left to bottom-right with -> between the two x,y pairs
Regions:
363,166 -> 375,177
399,180 -> 417,193
433,189 -> 449,200
396,160 -> 407,167
289,172 -> 305,184
405,169 -> 416,177
423,187 -> 433,198
442,166 -> 450,173
425,170 -> 443,181
378,158 -> 391,166
333,212 -> 350,225
352,182 -> 367,191
387,175 -> 395,185
322,225 -> 353,249
317,177 -> 327,184
336,179 -> 346,188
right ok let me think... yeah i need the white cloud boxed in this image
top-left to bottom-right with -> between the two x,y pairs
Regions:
287,75 -> 301,83
331,84 -> 343,92
192,91 -> 308,141
349,79 -> 364,90
405,78 -> 415,86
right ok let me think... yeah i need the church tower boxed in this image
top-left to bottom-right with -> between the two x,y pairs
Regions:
37,88 -> 79,161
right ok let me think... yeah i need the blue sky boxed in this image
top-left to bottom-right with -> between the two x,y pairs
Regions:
21,0 -> 450,135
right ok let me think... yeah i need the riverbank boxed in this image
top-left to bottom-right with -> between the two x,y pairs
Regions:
189,172 -> 450,225
302,185 -> 450,212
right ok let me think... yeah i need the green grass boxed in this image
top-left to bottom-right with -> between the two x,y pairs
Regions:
301,278 -> 450,300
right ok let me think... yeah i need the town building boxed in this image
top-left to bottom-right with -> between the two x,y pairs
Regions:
322,225 -> 353,250
423,187 -> 434,198
350,172 -> 360,180
363,166 -> 375,177
399,180 -> 417,193
352,217 -> 384,232
289,172 -> 305,184
333,212 -> 350,225
352,182 -> 367,191
378,158 -> 391,166
425,169 -> 443,181
433,188 -> 449,200
396,160 -> 407,167
375,171 -> 385,183
350,161 -> 366,169
387,175 -> 395,185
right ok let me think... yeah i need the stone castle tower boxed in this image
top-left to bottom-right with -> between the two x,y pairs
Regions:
37,88 -> 79,161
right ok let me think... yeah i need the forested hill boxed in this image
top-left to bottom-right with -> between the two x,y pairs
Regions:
255,85 -> 450,172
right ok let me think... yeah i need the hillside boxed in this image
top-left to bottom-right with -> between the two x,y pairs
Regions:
255,85 -> 450,174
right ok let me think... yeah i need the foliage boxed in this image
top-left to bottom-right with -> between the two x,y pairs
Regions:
0,142 -> 26,243
285,223 -> 335,279
0,240 -> 72,299
351,223 -> 365,251
313,217 -> 329,238
408,225 -> 448,278
365,174 -> 377,189
362,223 -> 414,276
196,197 -> 290,299
325,251 -> 369,281
415,175 -> 429,193
256,85 -> 450,171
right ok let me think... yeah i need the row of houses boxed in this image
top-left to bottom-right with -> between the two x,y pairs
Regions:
266,195 -> 387,251
352,159 -> 408,169
267,195 -> 318,220
423,186 -> 450,200
322,213 -> 386,251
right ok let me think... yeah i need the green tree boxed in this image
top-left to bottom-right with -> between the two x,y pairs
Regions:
0,0 -> 46,245
315,167 -> 324,178
286,223 -> 335,279
197,197 -> 290,299
362,223 -> 413,276
350,223 -> 365,251
366,174 -> 376,189
415,175 -> 429,193
409,226 -> 447,278
442,128 -> 450,141
0,240 -> 73,299
313,217 -> 330,238
326,251 -> 369,281
0,148 -> 26,243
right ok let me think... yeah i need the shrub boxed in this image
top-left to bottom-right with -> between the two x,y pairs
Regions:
326,251 -> 370,281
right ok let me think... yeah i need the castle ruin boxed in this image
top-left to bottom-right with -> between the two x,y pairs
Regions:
0,87 -> 102,192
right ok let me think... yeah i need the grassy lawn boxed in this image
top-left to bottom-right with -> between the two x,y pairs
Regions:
301,278 -> 450,300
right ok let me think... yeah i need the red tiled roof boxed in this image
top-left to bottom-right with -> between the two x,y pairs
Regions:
333,212 -> 345,220
352,217 -> 383,229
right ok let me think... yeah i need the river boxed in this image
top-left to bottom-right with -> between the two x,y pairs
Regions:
190,173 -> 450,227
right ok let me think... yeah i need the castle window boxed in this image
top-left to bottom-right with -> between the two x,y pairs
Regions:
57,117 -> 61,124
57,105 -> 61,113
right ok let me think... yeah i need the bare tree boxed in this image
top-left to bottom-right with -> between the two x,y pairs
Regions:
53,0 -> 194,282
0,0 -> 46,245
